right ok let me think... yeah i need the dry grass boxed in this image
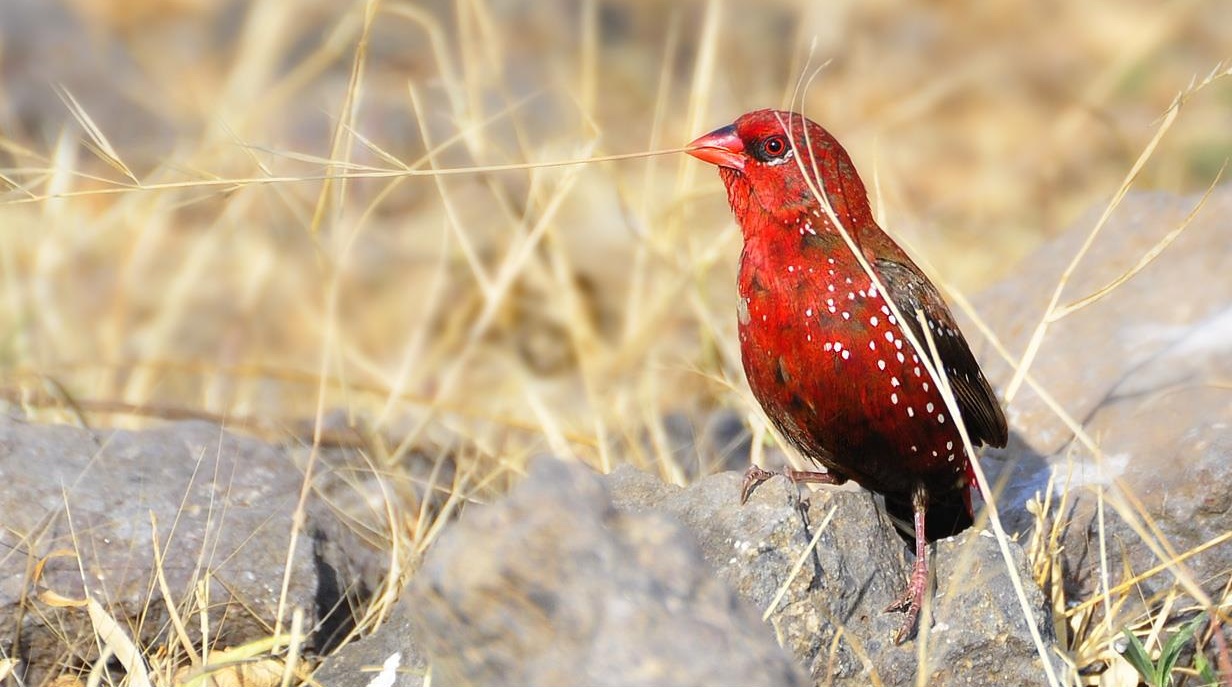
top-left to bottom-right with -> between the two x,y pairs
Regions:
2,0 -> 1231,684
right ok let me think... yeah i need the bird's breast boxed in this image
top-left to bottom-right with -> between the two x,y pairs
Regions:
736,242 -> 969,496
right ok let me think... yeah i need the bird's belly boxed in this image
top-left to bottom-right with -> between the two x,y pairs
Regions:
738,285 -> 968,497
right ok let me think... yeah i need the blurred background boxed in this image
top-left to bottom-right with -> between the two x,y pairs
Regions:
1,0 -> 1230,487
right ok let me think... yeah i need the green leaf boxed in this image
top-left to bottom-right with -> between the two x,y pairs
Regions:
1157,633 -> 1187,680
1121,629 -> 1159,685
1194,647 -> 1218,686
1158,613 -> 1208,685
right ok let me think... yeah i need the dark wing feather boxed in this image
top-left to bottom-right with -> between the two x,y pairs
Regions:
874,258 -> 1008,448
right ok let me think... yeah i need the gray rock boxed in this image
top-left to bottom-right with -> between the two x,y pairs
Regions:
405,457 -> 1055,686
408,457 -> 809,687
923,531 -> 1059,685
0,418 -> 381,685
973,187 -> 1232,612
606,466 -> 1057,686
312,598 -> 428,687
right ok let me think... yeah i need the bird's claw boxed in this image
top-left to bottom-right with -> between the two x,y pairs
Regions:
740,465 -> 848,504
739,465 -> 776,504
883,587 -> 923,644
891,601 -> 922,645
884,556 -> 930,644
882,589 -> 915,615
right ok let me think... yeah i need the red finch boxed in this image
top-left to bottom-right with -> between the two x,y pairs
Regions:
687,109 -> 1007,643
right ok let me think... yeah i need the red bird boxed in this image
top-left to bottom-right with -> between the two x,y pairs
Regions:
687,110 -> 1008,643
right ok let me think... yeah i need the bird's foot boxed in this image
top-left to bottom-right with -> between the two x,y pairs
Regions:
884,551 -> 930,644
739,465 -> 847,504
739,465 -> 776,504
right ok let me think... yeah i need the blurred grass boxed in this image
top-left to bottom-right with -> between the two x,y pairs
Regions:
3,0 -> 1228,472
2,0 -> 1230,682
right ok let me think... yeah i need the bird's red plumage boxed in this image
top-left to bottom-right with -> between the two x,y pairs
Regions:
689,109 -> 1008,641
700,109 -> 1005,512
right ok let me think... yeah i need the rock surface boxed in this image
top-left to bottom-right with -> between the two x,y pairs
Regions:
395,457 -> 1055,687
0,417 -> 382,686
606,465 -> 1057,686
312,598 -> 429,687
973,187 -> 1232,613
407,457 -> 809,687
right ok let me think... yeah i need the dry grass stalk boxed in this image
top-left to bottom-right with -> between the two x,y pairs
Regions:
3,2 -> 1230,684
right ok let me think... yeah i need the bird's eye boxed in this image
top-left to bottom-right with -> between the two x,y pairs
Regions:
762,136 -> 787,157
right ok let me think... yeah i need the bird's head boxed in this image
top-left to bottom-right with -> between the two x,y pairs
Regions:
687,109 -> 872,233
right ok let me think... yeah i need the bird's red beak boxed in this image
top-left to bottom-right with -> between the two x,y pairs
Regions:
687,124 -> 745,171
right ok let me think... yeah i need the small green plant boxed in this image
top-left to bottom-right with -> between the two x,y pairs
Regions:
1191,648 -> 1220,687
1121,612 -> 1217,687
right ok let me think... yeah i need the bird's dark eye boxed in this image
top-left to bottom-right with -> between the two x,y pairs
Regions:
762,136 -> 787,158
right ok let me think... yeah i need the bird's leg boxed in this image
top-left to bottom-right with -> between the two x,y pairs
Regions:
739,464 -> 847,504
885,484 -> 930,644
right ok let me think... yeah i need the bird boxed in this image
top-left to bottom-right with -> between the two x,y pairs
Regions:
686,109 -> 1008,643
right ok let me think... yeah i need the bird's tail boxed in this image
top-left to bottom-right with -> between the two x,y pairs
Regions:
883,490 -> 973,546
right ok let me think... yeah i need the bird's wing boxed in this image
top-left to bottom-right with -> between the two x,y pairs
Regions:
874,258 -> 1008,448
